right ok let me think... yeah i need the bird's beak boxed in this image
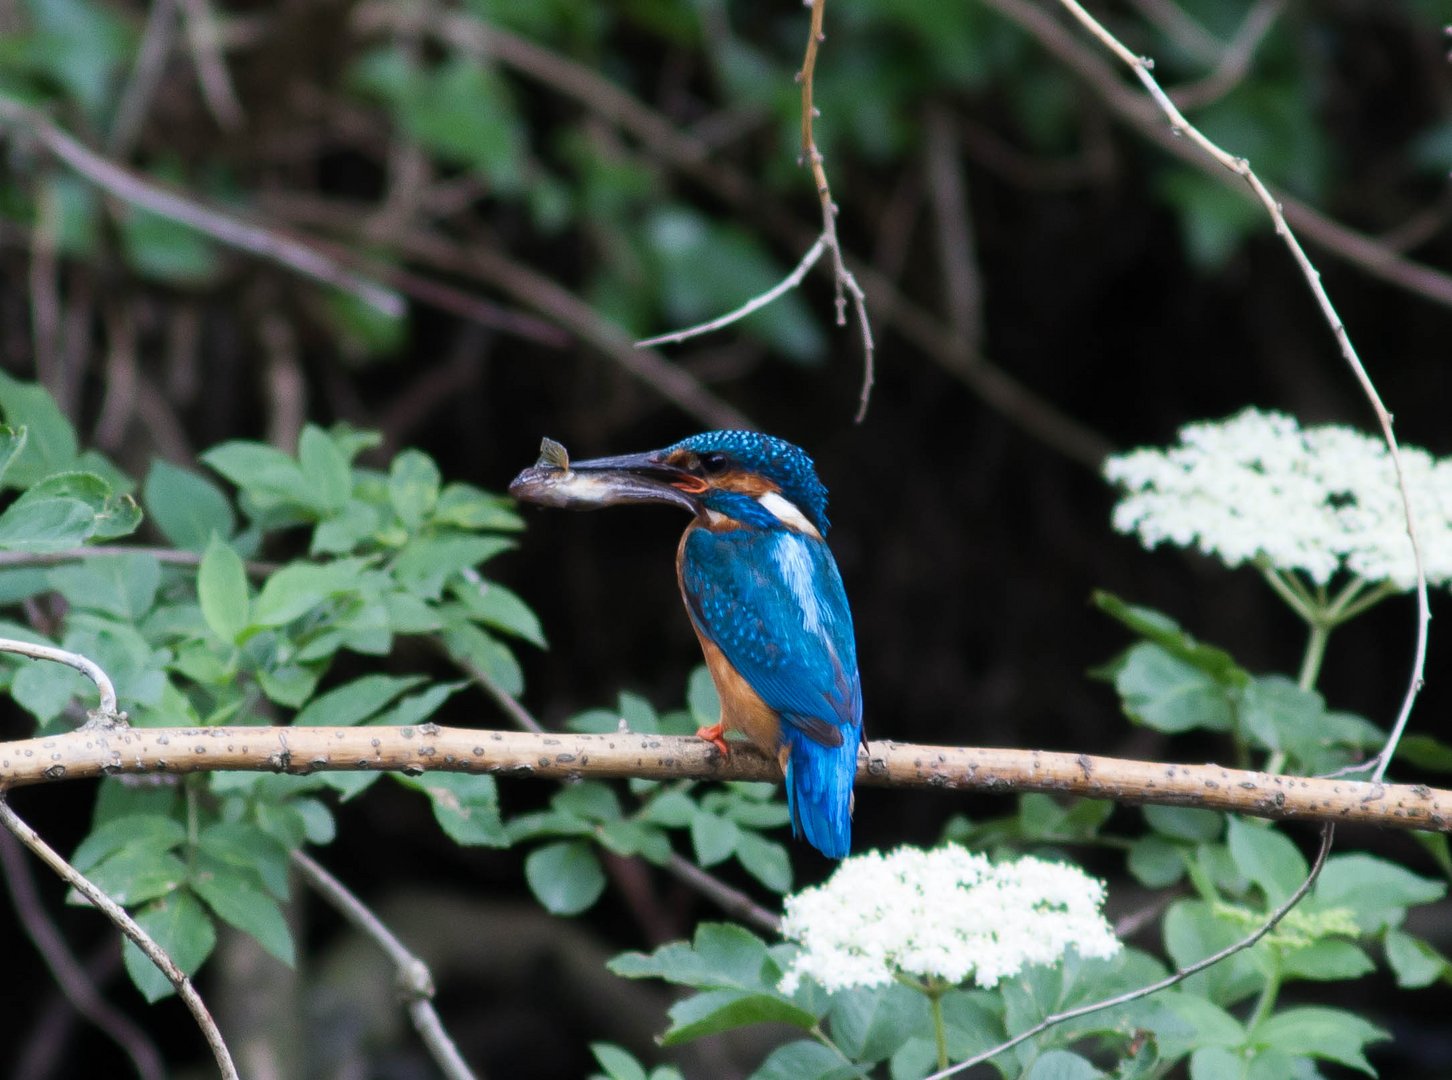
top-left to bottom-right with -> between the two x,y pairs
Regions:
509,448 -> 705,515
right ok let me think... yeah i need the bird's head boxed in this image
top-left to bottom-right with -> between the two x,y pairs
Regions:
534,430 -> 831,537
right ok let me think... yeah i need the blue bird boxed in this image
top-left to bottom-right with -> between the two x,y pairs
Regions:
510,431 -> 863,858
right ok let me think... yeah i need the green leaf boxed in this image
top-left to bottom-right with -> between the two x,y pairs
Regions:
642,790 -> 697,828
435,483 -> 522,530
751,1040 -> 861,1080
1128,836 -> 1187,888
312,499 -> 382,555
143,459 -> 235,551
690,810 -> 741,867
293,674 -> 427,726
1396,734 -> 1452,772
198,536 -> 249,643
554,782 -> 623,822
1226,819 -> 1307,904
250,559 -> 369,627
1093,593 -> 1247,684
71,813 -> 185,873
198,821 -> 292,900
118,205 -> 221,285
687,665 -> 720,727
0,373 -> 79,486
1144,805 -> 1224,842
646,208 -> 825,363
399,772 -> 507,846
1384,929 -> 1449,988
0,425 -> 27,487
370,681 -> 465,727
591,1043 -> 648,1080
735,831 -> 793,893
82,846 -> 188,906
451,579 -> 546,647
1312,854 -> 1445,932
609,923 -> 773,991
440,618 -> 523,695
191,854 -> 296,966
829,983 -> 930,1063
298,425 -> 352,514
1251,1007 -> 1387,1074
47,553 -> 161,621
123,890 -> 216,1002
1279,939 -> 1372,981
662,988 -> 818,1046
1025,1050 -> 1103,1080
1154,992 -> 1245,1060
393,535 -> 514,597
0,492 -> 95,551
202,441 -> 309,504
1106,642 -> 1234,734
525,840 -> 606,915
389,449 -> 441,530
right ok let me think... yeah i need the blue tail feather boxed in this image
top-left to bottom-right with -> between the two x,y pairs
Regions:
782,721 -> 858,859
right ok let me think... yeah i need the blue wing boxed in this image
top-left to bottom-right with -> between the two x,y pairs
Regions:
681,525 -> 862,858
680,525 -> 861,743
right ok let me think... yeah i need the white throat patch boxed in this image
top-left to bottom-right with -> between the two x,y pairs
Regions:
757,491 -> 821,538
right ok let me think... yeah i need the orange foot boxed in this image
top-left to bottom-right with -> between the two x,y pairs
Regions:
695,722 -> 730,756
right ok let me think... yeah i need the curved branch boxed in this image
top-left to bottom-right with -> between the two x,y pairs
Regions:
0,637 -> 121,723
0,726 -> 1445,833
0,797 -> 238,1079
293,852 -> 477,1080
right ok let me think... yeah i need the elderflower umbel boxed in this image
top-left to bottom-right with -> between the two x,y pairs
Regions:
777,845 -> 1120,994
1104,408 -> 1452,589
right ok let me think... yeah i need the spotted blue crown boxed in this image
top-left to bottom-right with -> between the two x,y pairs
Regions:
668,431 -> 831,536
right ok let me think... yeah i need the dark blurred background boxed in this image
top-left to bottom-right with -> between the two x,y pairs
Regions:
1,0 -> 1451,1076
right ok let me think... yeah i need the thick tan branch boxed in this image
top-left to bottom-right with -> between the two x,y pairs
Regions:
0,726 -> 1446,832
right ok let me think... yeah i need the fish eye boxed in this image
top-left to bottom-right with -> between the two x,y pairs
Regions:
701,452 -> 730,474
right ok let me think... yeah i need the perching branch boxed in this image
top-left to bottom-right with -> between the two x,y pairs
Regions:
1,726 -> 1447,833
0,797 -> 239,1080
293,852 -> 478,1080
1051,0 -> 1429,787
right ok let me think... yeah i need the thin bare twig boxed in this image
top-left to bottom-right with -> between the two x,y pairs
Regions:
108,0 -> 180,155
635,238 -> 826,349
980,0 -> 1452,311
0,828 -> 165,1080
359,3 -> 1113,464
0,95 -> 404,317
0,797 -> 239,1080
799,0 -> 873,421
1052,0 -> 1428,783
1169,0 -> 1286,110
0,636 -> 121,722
927,825 -> 1335,1078
293,852 -> 478,1080
177,0 -> 244,131
625,0 -> 876,421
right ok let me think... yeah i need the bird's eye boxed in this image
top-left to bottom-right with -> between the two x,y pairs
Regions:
700,452 -> 730,474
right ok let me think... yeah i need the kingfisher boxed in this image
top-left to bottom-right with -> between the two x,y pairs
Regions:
510,431 -> 863,859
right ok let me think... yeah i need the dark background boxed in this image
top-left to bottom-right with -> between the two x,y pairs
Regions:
1,0 -> 1451,1076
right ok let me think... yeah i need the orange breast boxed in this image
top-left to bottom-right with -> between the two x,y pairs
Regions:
693,632 -> 783,758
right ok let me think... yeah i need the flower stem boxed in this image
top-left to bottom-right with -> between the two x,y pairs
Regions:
1297,620 -> 1331,692
1245,958 -> 1281,1035
929,986 -> 949,1070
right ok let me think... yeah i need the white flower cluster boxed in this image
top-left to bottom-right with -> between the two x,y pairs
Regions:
1105,408 -> 1452,589
777,845 -> 1120,994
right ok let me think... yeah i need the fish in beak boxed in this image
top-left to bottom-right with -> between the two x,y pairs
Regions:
509,438 -> 705,516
